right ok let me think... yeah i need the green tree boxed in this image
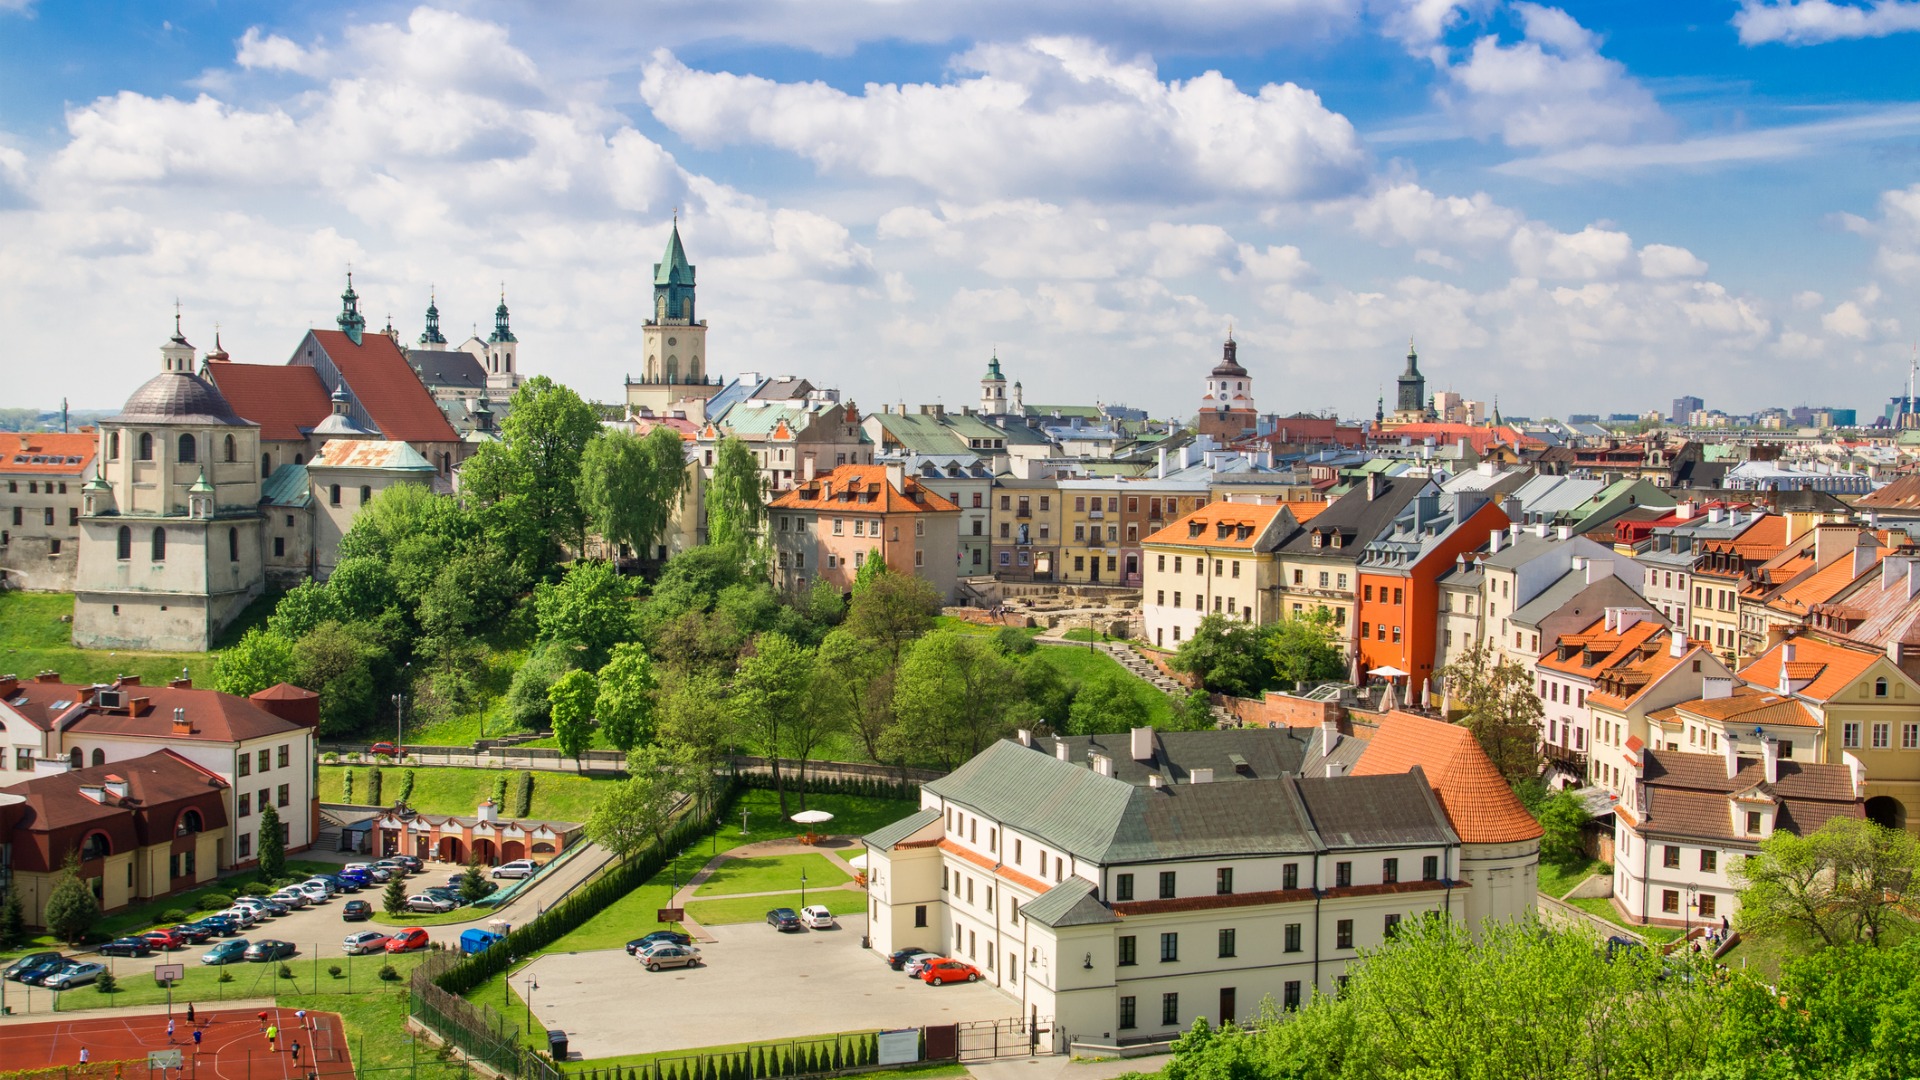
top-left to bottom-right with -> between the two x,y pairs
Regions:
368,766 -> 383,805
326,556 -> 396,622
0,885 -> 25,949
1169,616 -> 1278,698
1170,685 -> 1215,731
1436,640 -> 1543,786
656,672 -> 732,818
458,859 -> 491,906
1066,672 -> 1150,735
587,746 -> 683,857
213,627 -> 299,697
548,669 -> 599,766
580,426 -> 690,560
1267,608 -> 1348,688
1731,815 -> 1920,948
1536,787 -> 1592,866
43,859 -> 100,946
257,802 -> 286,880
813,629 -> 897,761
503,641 -> 579,732
1714,941 -> 1920,1078
534,560 -> 636,669
268,580 -> 345,640
843,572 -> 941,663
705,437 -> 764,551
729,632 -> 815,818
595,643 -> 659,753
887,630 -> 1018,769
382,876 -> 408,917
804,579 -> 846,629
460,376 -> 602,575
293,621 -> 385,736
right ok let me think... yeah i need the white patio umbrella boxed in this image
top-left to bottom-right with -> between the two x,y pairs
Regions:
790,810 -> 835,826
1367,665 -> 1410,679
845,851 -> 869,870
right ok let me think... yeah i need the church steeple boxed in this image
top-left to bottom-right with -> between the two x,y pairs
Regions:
1395,335 -> 1426,417
490,285 -> 516,343
419,289 -> 446,346
981,348 -> 1008,415
337,270 -> 366,345
651,217 -> 697,325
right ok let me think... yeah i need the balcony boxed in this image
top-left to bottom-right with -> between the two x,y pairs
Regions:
1016,508 -> 1032,519
1088,508 -> 1105,520
1543,742 -> 1588,770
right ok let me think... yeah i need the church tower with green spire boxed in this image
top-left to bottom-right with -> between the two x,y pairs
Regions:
980,349 -> 1010,416
419,291 -> 447,346
627,217 -> 719,416
337,271 -> 366,345
485,286 -> 521,397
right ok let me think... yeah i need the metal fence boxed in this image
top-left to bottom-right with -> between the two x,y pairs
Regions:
0,948 -> 426,1018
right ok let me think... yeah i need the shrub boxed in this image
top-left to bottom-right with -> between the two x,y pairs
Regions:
278,962 -> 294,980
512,771 -> 534,817
94,971 -> 117,994
379,963 -> 400,982
322,752 -> 338,763
368,766 -> 384,806
159,908 -> 188,923
328,964 -> 343,978
493,771 -> 509,811
217,969 -> 234,983
200,893 -> 232,910
399,768 -> 416,804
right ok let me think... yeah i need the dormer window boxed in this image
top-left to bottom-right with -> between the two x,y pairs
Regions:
1312,532 -> 1323,549
1331,534 -> 1342,549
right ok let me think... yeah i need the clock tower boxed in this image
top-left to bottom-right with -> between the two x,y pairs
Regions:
627,219 -> 720,417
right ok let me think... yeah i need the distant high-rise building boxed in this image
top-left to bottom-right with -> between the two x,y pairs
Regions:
1671,396 -> 1703,425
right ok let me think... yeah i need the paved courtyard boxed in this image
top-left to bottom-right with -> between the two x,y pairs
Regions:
518,915 -> 1017,1060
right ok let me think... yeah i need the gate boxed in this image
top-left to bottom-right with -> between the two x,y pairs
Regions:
955,1015 -> 1056,1061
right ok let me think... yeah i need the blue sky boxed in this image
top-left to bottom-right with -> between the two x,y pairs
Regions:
2,0 -> 1917,421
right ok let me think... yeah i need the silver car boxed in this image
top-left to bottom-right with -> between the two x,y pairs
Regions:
638,943 -> 702,971
342,931 -> 391,955
407,894 -> 455,913
45,961 -> 106,989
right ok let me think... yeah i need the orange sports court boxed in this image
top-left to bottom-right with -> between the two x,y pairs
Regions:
0,1006 -> 352,1080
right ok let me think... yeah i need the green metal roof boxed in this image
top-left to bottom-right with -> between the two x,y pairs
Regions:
261,463 -> 310,507
1020,879 -> 1117,928
864,808 -> 939,851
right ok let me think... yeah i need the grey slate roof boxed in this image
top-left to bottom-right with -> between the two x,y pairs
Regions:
408,349 -> 487,391
1021,879 -> 1118,928
1294,772 -> 1457,849
1032,728 -> 1311,786
863,808 -> 939,851
1277,476 -> 1431,556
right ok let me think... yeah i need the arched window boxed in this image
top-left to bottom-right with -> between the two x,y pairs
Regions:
228,526 -> 239,562
151,526 -> 166,561
178,433 -> 197,463
329,484 -> 341,507
116,526 -> 132,561
295,453 -> 304,465
138,432 -> 153,460
1876,677 -> 1889,697
109,432 -> 120,460
440,453 -> 451,474
224,434 -> 236,462
69,748 -> 82,768
91,748 -> 105,767
176,808 -> 205,836
79,832 -> 111,861
261,452 -> 272,478
359,485 -> 372,505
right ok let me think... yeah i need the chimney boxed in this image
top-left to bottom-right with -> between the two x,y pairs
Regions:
1092,754 -> 1114,777
1321,716 -> 1342,756
884,463 -> 905,492
1556,524 -> 1572,541
1324,760 -> 1347,778
1055,740 -> 1070,761
1853,533 -> 1877,580
169,676 -> 192,690
1017,728 -> 1033,748
104,774 -> 129,801
1724,735 -> 1741,779
1761,738 -> 1780,784
1676,499 -> 1696,521
1907,561 -> 1920,602
1488,528 -> 1504,555
1533,522 -> 1549,538
1707,506 -> 1723,524
35,671 -> 60,683
171,707 -> 191,736
0,675 -> 15,696
117,675 -> 141,687
1702,677 -> 1733,700
1130,726 -> 1154,762
1366,473 -> 1379,501
1509,522 -> 1522,543
1586,558 -> 1615,585
1157,447 -> 1168,479
1147,774 -> 1164,788
476,799 -> 497,823
80,783 -> 106,805
1190,767 -> 1214,784
1669,631 -> 1686,659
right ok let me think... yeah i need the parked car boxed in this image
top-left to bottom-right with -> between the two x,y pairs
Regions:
904,954 -> 941,978
386,928 -> 431,953
343,931 -> 392,955
99,937 -> 154,958
337,870 -> 370,890
17,958 -> 71,985
639,943 -> 702,971
245,940 -> 296,962
799,905 -> 836,929
341,900 -> 374,922
193,914 -> 240,937
887,948 -> 934,971
169,923 -> 214,945
143,929 -> 187,951
921,960 -> 982,986
268,890 -> 310,910
363,866 -> 393,882
374,860 -> 409,879
407,894 -> 456,913
202,940 -> 251,965
392,854 -> 424,871
257,898 -> 290,917
304,876 -> 338,897
421,886 -> 460,903
626,931 -> 692,955
765,908 -> 802,932
220,906 -> 259,929
43,962 -> 106,990
491,859 -> 536,880
5,952 -> 64,981
368,742 -> 403,758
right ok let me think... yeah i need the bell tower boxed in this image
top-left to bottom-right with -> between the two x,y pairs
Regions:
627,216 -> 719,416
980,350 -> 1009,416
486,286 -> 522,397
1196,330 -> 1256,442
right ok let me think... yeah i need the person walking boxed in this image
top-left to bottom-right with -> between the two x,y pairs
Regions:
167,1018 -> 176,1042
291,1042 -> 302,1067
185,1003 -> 196,1026
192,1029 -> 203,1054
267,1023 -> 278,1053
79,1048 -> 89,1066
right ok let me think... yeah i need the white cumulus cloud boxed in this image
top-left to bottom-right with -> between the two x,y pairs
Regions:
1434,3 -> 1667,148
1733,0 -> 1920,45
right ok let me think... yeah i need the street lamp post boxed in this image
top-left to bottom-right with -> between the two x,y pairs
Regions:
392,692 -> 405,748
800,870 -> 808,910
525,975 -> 537,1032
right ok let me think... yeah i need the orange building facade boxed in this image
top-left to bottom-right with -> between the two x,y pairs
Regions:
1355,496 -> 1509,700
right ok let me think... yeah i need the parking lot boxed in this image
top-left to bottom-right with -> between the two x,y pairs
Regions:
518,914 -> 1015,1061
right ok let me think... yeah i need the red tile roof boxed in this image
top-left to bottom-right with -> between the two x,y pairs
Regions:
1738,636 -> 1882,701
1353,712 -> 1543,844
0,432 -> 97,475
770,464 -> 959,514
307,330 -> 461,444
204,362 -> 332,442
4,675 -> 307,743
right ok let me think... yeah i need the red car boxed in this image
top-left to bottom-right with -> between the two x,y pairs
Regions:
385,927 -> 430,953
143,929 -> 186,951
921,959 -> 981,986
368,742 -> 403,758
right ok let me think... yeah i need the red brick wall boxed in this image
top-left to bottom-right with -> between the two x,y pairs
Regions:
1219,690 -> 1344,729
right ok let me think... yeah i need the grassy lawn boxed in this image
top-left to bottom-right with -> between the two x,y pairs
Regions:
1030,643 -> 1177,727
407,647 -> 532,747
55,949 -> 431,1010
685,888 -> 866,926
692,853 -> 852,897
0,592 -> 284,692
1537,857 -> 1606,901
1563,896 -> 1684,945
278,986 -> 455,1076
316,765 -> 617,821
932,616 -> 1040,638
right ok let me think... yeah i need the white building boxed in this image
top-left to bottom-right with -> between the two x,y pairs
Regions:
862,720 -> 1540,1046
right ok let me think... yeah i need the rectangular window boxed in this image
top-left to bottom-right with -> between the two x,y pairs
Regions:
1905,723 -> 1920,750
1160,871 -> 1176,899
1384,913 -> 1402,939
1283,863 -> 1298,891
1662,890 -> 1680,914
1700,850 -> 1717,873
258,748 -> 271,772
1336,919 -> 1354,949
239,834 -> 251,858
1748,811 -> 1762,833
238,793 -> 251,817
1120,997 -> 1137,1030
1283,982 -> 1301,1012
1844,723 -> 1862,748
915,905 -> 927,928
1115,873 -> 1133,901
1698,894 -> 1717,918
1382,858 -> 1398,884
1162,993 -> 1179,1027
277,784 -> 289,807
1663,845 -> 1680,869
1422,855 -> 1439,882
1216,867 -> 1233,895
1284,923 -> 1301,953
1218,928 -> 1236,958
1335,861 -> 1352,888
277,744 -> 289,769
1872,723 -> 1892,750
1159,932 -> 1178,962
1118,936 -> 1137,966
237,755 -> 250,777
1364,584 -> 1373,601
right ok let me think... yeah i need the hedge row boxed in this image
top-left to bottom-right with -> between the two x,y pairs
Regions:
738,771 -> 920,803
582,1033 -> 895,1080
